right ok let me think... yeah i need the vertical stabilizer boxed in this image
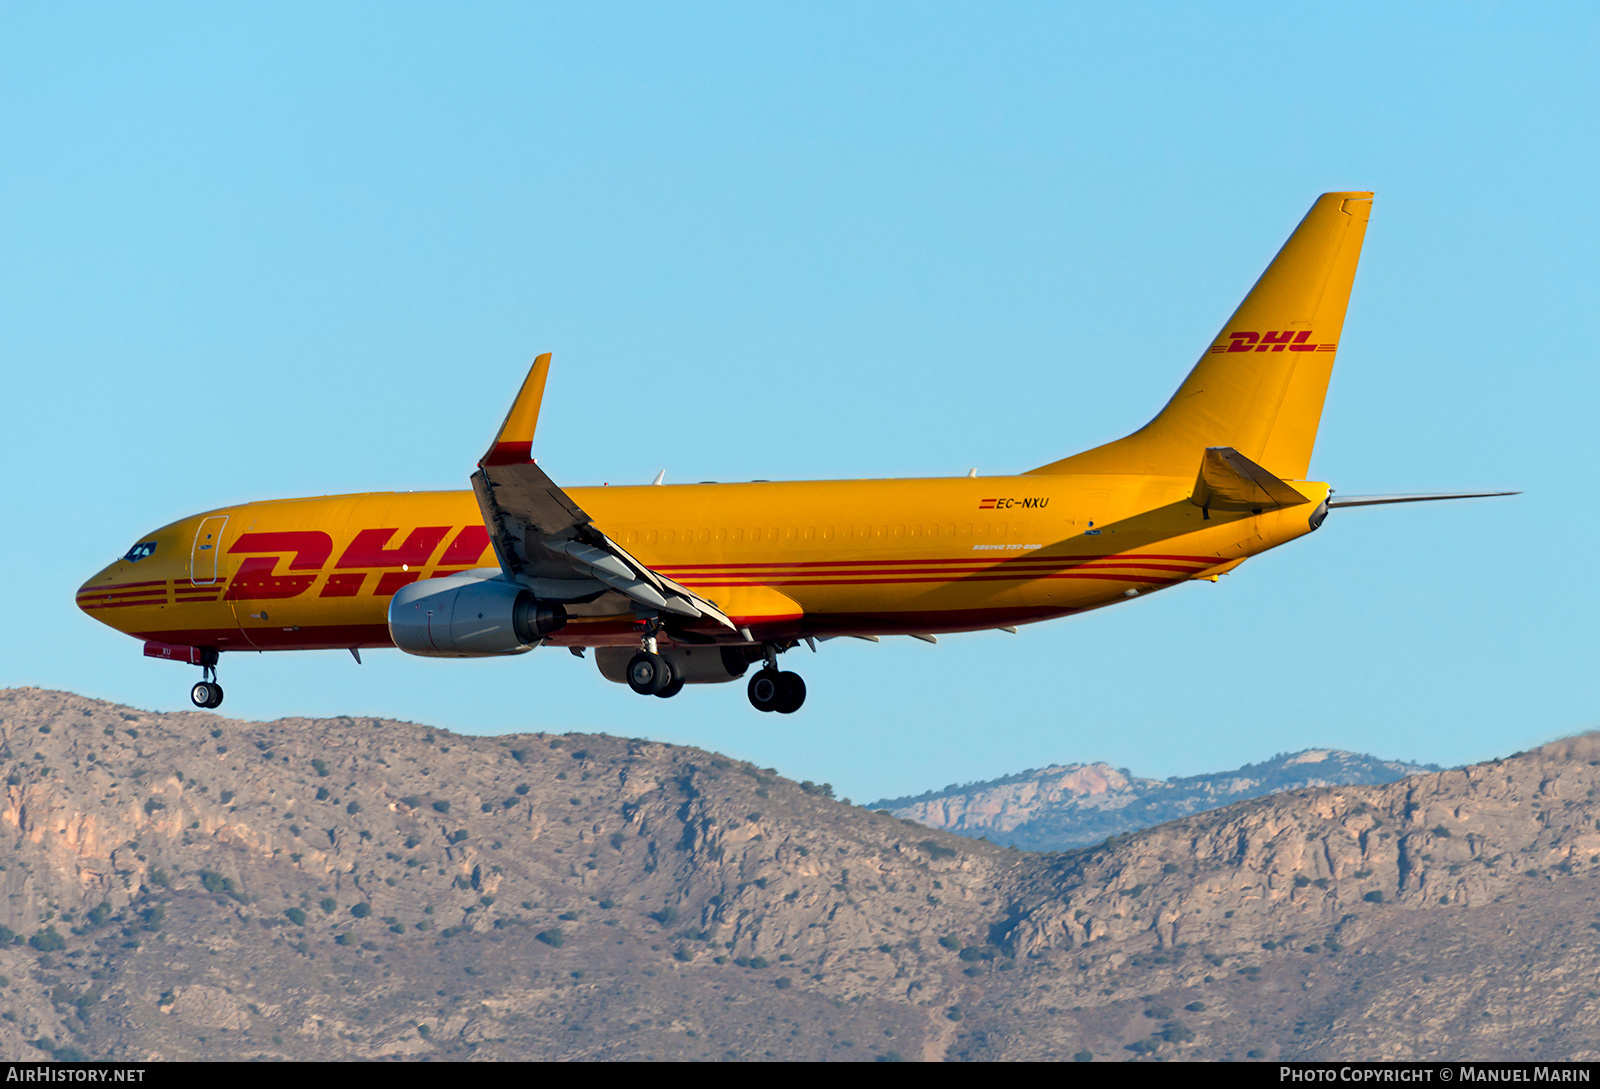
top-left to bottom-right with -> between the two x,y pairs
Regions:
1030,192 -> 1372,480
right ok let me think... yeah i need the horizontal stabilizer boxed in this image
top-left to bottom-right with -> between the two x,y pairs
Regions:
1327,491 -> 1519,509
1191,446 -> 1309,515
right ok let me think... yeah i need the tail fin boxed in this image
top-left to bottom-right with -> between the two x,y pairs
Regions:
1030,192 -> 1373,480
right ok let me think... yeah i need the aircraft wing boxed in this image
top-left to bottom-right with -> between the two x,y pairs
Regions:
469,354 -> 738,631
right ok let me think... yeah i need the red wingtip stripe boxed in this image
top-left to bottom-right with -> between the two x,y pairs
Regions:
482,441 -> 533,467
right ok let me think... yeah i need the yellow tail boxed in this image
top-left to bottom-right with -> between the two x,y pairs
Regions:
1030,192 -> 1373,480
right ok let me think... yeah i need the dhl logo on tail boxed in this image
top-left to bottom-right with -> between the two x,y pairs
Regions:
1209,330 -> 1337,354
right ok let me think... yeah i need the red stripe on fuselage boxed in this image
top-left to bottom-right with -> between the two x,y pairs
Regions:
78,590 -> 168,603
653,552 -> 1219,571
681,570 -> 1190,589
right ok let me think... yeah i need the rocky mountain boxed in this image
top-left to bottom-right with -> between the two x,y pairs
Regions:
0,687 -> 1597,1061
872,749 -> 1442,851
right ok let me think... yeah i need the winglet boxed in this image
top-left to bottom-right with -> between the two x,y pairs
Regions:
481,353 -> 552,466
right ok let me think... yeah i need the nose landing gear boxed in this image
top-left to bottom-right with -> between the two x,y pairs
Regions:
190,655 -> 223,709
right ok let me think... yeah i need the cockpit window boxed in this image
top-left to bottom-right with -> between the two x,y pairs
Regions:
124,541 -> 158,563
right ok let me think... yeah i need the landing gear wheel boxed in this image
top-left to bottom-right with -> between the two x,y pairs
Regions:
773,671 -> 806,714
747,669 -> 781,712
627,651 -> 668,695
191,681 -> 223,709
655,664 -> 685,699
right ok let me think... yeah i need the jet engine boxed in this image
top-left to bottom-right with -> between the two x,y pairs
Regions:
388,571 -> 565,658
594,645 -> 751,686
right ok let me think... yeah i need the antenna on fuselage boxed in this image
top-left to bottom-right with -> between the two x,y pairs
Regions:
651,470 -> 666,486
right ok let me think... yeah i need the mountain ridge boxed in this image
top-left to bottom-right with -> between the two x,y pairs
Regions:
0,687 -> 1595,1062
871,749 -> 1443,851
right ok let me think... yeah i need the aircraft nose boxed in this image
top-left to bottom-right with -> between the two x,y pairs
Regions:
78,532 -> 175,631
76,562 -> 119,618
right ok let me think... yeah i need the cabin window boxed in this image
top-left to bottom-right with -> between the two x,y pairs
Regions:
730,528 -> 743,543
124,541 -> 157,563
821,526 -> 834,541
908,524 -> 921,539
803,527 -> 815,541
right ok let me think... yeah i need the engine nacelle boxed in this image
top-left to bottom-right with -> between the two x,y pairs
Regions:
595,645 -> 752,685
388,571 -> 565,658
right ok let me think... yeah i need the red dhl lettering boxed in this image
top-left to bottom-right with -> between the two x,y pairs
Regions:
1209,330 -> 1336,354
225,556 -> 317,600
439,525 -> 491,565
222,526 -> 492,601
228,531 -> 333,570
337,527 -> 452,569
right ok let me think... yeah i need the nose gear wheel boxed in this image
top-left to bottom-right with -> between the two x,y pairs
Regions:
190,681 -> 224,709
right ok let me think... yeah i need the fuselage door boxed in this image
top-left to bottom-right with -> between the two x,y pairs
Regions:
190,516 -> 229,586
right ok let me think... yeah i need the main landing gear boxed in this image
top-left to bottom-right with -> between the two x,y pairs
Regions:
190,656 -> 224,709
746,643 -> 805,714
625,619 -> 684,700
747,668 -> 805,714
625,650 -> 684,699
623,621 -> 807,712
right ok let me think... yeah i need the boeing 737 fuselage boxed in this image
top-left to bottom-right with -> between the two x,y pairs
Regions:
76,192 -> 1511,713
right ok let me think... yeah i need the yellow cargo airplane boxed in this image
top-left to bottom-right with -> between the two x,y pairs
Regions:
77,192 -> 1511,713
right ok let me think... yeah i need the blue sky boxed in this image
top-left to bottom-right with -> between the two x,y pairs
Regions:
4,3 -> 1597,803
